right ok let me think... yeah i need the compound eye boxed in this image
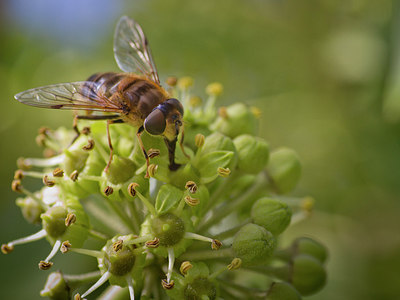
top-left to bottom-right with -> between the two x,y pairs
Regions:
165,98 -> 184,116
144,109 -> 166,135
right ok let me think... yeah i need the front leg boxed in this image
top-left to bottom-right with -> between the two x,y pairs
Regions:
136,126 -> 150,178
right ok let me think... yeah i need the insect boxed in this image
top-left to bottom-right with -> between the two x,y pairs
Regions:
14,16 -> 185,176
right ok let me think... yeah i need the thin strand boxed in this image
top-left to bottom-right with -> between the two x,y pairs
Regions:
24,155 -> 65,167
184,232 -> 213,243
126,274 -> 135,300
8,229 -> 47,246
44,240 -> 62,262
81,271 -> 111,298
167,248 -> 175,283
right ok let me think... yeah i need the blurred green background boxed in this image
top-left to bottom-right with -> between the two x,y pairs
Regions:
1,0 -> 400,299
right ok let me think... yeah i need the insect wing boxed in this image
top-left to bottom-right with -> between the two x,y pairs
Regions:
14,81 -> 122,112
114,16 -> 160,85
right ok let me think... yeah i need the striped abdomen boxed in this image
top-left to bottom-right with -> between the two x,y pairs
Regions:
84,72 -> 168,126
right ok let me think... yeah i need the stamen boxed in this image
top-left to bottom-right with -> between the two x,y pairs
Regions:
184,232 -> 222,250
68,247 -> 103,259
127,183 -> 139,197
43,175 -> 56,187
2,229 -> 47,251
126,274 -> 135,300
180,261 -> 193,275
161,279 -> 174,290
184,195 -> 200,207
14,170 -> 24,180
103,186 -> 114,196
145,238 -> 160,248
60,241 -> 71,253
52,168 -> 64,178
148,148 -> 160,159
82,139 -> 95,151
185,181 -> 198,194
23,154 -> 65,168
46,240 -> 62,262
167,248 -> 175,283
81,271 -> 111,298
65,213 -> 77,226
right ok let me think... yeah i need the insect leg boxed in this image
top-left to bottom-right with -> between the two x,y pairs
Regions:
136,126 -> 150,178
70,114 -> 121,146
179,124 -> 190,159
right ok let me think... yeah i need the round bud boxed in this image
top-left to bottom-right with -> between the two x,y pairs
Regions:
206,82 -> 223,97
178,76 -> 194,90
41,206 -> 68,238
291,254 -> 327,296
293,237 -> 328,264
103,155 -> 136,185
233,135 -> 269,174
265,282 -> 301,300
103,239 -> 136,276
16,196 -> 44,224
62,149 -> 89,175
251,197 -> 292,235
210,103 -> 258,138
232,223 -> 276,266
184,277 -> 217,300
200,132 -> 238,169
267,148 -> 301,194
151,213 -> 185,247
40,271 -> 70,299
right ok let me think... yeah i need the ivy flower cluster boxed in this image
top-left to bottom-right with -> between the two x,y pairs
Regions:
3,77 -> 327,299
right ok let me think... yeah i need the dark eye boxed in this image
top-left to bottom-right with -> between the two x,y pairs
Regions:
144,109 -> 166,135
171,114 -> 179,121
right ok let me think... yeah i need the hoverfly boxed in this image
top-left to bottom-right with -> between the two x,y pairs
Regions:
15,16 -> 185,176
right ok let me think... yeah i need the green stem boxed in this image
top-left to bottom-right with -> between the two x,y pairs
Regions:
179,248 -> 234,261
88,229 -> 109,241
198,173 -> 266,233
64,271 -> 101,289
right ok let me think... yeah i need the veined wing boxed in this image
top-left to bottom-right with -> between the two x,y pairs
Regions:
14,81 -> 123,112
114,16 -> 160,85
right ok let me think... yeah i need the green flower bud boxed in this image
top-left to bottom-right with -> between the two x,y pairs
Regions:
40,271 -> 70,299
16,196 -> 44,224
103,155 -> 136,185
62,148 -> 89,175
291,254 -> 326,296
151,213 -> 185,247
265,282 -> 301,300
292,237 -> 328,264
267,148 -> 301,194
232,223 -> 276,266
103,239 -> 136,276
211,103 -> 258,138
233,134 -> 269,174
41,206 -> 68,238
251,197 -> 292,235
184,277 -> 217,300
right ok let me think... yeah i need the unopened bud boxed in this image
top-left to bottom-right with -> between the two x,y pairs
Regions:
180,261 -> 193,275
166,76 -> 178,87
39,261 -> 53,270
178,76 -> 193,90
145,237 -> 160,248
211,239 -> 222,250
128,183 -> 140,197
11,180 -> 22,192
161,279 -> 175,290
65,213 -> 77,227
52,168 -> 64,177
148,148 -> 160,159
1,244 -> 14,254
43,175 -> 55,187
227,258 -> 242,270
234,134 -> 269,174
184,195 -> 199,207
14,170 -> 24,180
103,186 -> 114,196
148,164 -> 158,178
217,167 -> 231,177
82,139 -> 95,151
70,170 -> 79,181
185,181 -> 198,194
195,134 -> 205,148
206,82 -> 223,97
